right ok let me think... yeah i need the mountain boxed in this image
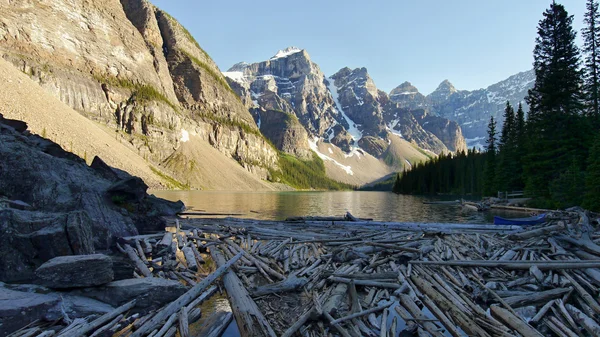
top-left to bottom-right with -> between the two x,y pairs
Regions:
390,70 -> 535,148
224,47 -> 467,185
0,0 -> 281,190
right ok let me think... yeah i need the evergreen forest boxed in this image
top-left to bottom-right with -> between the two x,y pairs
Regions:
394,0 -> 600,212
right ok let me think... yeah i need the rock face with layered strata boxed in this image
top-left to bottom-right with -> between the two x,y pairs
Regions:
0,0 -> 278,189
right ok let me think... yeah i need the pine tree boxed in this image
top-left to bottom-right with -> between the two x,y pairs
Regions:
392,173 -> 401,194
583,135 -> 600,211
515,103 -> 526,150
514,103 -> 527,189
526,2 -> 583,117
524,2 -> 584,203
583,0 -> 600,123
496,102 -> 518,192
499,102 -> 515,151
483,116 -> 497,196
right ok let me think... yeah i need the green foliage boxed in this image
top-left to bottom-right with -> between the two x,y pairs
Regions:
549,159 -> 585,209
391,173 -> 401,194
483,116 -> 497,196
393,149 -> 485,196
496,102 -> 521,192
583,0 -> 600,122
394,2 -> 600,210
584,135 -> 600,211
133,85 -> 180,112
179,50 -> 239,98
269,152 -> 354,190
360,174 -> 397,191
111,195 -> 126,205
150,166 -> 190,190
197,112 -> 264,139
93,74 -> 180,112
524,2 -> 585,200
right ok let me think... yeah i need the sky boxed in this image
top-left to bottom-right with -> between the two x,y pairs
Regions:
150,0 -> 586,95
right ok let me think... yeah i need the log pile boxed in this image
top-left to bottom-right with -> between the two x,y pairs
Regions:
177,210 -> 600,337
11,210 -> 600,337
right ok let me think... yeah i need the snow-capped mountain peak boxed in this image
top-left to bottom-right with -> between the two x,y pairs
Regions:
270,47 -> 303,60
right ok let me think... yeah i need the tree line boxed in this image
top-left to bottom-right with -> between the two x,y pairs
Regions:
394,0 -> 600,212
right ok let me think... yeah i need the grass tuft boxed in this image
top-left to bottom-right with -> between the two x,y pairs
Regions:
93,74 -> 180,112
150,166 -> 190,190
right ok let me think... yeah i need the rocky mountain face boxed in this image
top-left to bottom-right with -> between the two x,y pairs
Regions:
0,0 -> 278,189
255,109 -> 312,159
225,48 -> 467,184
390,70 -> 535,148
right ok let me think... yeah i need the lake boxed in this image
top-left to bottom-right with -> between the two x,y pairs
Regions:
151,190 -> 510,224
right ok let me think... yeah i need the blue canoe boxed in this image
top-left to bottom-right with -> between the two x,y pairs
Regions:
493,213 -> 547,226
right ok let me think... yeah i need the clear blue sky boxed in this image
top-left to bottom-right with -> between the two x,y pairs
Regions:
150,0 -> 585,95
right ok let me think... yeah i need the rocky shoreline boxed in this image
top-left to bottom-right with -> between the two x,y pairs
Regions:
0,113 -> 185,336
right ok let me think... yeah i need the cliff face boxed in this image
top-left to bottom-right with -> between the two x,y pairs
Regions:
0,0 -> 278,189
225,47 -> 340,137
256,109 -> 312,160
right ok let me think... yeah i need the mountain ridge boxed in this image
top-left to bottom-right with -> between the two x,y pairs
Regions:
390,70 -> 535,148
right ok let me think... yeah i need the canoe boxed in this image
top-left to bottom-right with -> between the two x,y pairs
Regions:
423,200 -> 461,205
493,213 -> 547,226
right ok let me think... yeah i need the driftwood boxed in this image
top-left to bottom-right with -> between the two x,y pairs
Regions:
211,249 -> 277,337
28,210 -> 600,337
118,243 -> 152,277
330,301 -> 393,325
490,305 -> 544,337
131,252 -> 242,337
410,259 -> 600,270
196,311 -> 233,337
503,287 -> 572,307
250,275 -> 308,297
57,300 -> 136,337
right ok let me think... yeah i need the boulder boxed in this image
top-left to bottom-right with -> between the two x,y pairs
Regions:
0,209 -> 95,283
109,255 -> 135,281
107,177 -> 148,202
90,156 -> 121,181
75,278 -> 187,312
0,287 -> 60,336
0,114 -> 28,133
35,254 -> 114,289
46,295 -> 114,320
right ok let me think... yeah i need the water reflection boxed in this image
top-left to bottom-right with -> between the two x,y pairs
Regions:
152,191 -> 510,224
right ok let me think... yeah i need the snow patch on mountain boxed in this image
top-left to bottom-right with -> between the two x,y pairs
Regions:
180,129 -> 189,143
466,136 -> 486,150
308,138 -> 354,175
386,119 -> 403,138
270,47 -> 302,60
326,77 -> 363,142
222,71 -> 246,83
